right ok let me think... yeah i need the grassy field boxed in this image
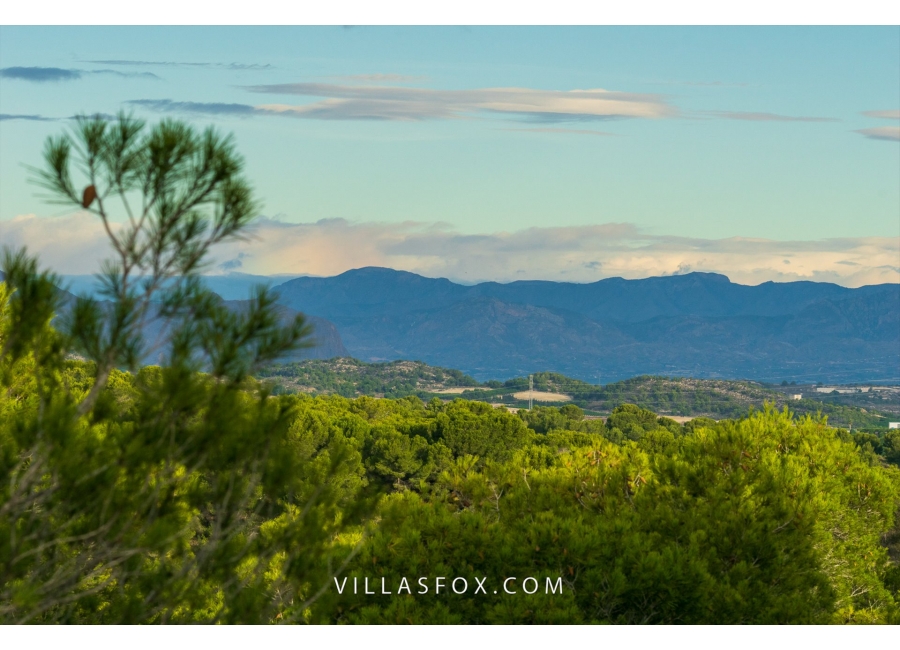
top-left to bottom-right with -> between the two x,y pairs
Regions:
512,390 -> 572,402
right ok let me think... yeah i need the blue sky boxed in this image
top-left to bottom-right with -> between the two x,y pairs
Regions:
1,26 -> 898,285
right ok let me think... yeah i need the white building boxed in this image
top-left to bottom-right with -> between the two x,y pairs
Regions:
816,387 -> 857,394
890,422 -> 900,430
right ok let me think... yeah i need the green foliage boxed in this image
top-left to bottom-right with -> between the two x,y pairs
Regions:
309,408 -> 900,624
431,400 -> 531,461
261,366 -> 893,430
517,404 -> 585,434
885,430 -> 900,466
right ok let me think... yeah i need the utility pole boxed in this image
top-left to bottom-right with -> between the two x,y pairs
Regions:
529,374 -> 533,411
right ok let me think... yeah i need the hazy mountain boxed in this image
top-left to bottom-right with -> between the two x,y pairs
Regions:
47,282 -> 349,365
271,267 -> 899,383
220,299 -> 348,361
60,272 -> 309,302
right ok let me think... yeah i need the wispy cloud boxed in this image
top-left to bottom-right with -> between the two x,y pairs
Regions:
862,109 -> 900,120
0,66 -> 159,82
84,60 -> 272,70
89,69 -> 159,79
122,84 -> 850,131
244,83 -> 677,122
0,113 -> 56,121
227,63 -> 273,71
855,109 -> 900,141
6,213 -> 897,288
125,99 -> 257,116
856,126 -> 900,142
2,112 -> 134,122
710,111 -> 838,123
1,67 -> 81,81
125,83 -> 674,124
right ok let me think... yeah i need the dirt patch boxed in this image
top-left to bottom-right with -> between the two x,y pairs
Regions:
512,391 -> 572,402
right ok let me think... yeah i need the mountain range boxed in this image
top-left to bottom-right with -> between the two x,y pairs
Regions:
266,268 -> 899,383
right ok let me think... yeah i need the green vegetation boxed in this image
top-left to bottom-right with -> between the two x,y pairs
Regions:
2,115 -> 899,624
257,358 -> 479,398
508,373 -> 896,427
259,364 -> 895,429
312,403 -> 900,624
5,339 -> 900,622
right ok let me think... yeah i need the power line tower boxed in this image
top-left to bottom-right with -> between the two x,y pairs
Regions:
529,374 -> 533,411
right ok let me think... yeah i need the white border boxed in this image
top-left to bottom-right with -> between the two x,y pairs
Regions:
0,622 -> 898,645
1,0 -> 899,25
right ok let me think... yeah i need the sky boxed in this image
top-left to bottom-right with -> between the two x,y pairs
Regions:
0,26 -> 898,286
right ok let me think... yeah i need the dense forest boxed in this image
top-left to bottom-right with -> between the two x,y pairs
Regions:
2,114 -> 898,625
3,350 -> 900,623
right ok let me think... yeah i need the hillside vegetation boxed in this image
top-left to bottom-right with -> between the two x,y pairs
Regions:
4,349 -> 900,623
257,360 -> 895,429
258,358 -> 479,398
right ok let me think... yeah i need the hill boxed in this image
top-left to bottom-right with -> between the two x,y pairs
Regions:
257,358 -> 481,398
256,359 -> 896,428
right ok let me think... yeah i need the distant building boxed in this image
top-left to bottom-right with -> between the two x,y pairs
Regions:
790,394 -> 802,400
890,422 -> 900,430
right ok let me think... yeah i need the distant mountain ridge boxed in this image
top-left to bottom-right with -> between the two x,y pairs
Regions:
270,267 -> 899,383
272,267 -> 895,322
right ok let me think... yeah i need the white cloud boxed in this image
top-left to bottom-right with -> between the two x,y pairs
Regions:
4,213 -> 898,288
1,213 -> 114,275
247,83 -> 676,122
862,110 -> 900,120
856,126 -> 900,142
